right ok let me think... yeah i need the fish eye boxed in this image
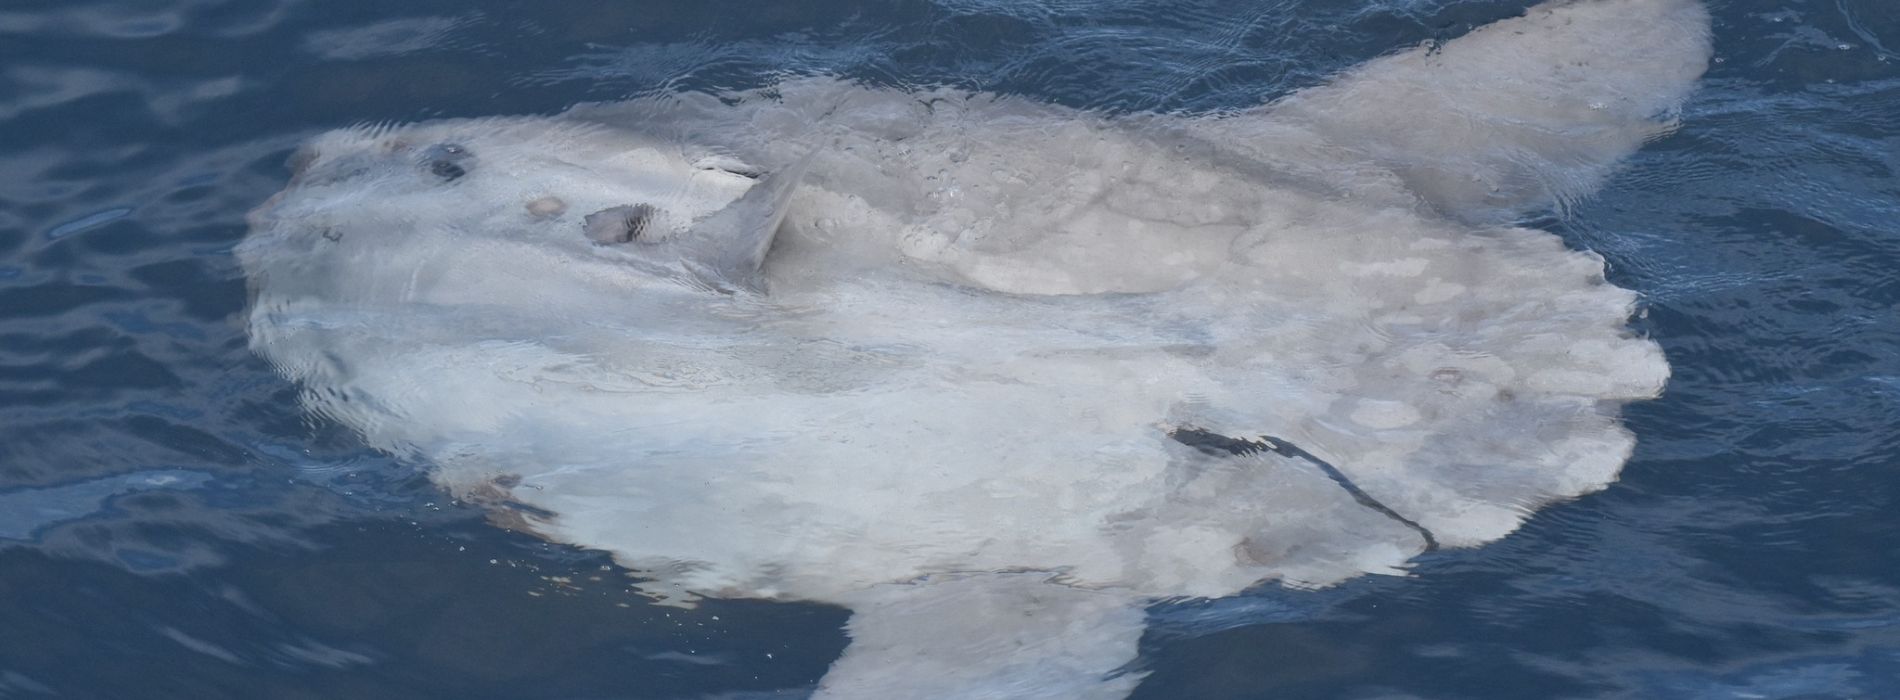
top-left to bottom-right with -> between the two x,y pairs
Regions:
421,142 -> 473,182
430,160 -> 467,181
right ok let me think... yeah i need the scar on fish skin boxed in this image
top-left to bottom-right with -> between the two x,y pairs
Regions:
526,196 -> 568,218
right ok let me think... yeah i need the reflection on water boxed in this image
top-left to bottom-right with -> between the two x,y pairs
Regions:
1,0 -> 1897,697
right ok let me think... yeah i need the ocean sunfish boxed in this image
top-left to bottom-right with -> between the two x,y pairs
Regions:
240,0 -> 1709,696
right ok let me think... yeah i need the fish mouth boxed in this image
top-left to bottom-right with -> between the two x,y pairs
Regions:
245,190 -> 286,230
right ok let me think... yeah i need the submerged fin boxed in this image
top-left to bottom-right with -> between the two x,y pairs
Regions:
680,151 -> 815,292
817,575 -> 1147,700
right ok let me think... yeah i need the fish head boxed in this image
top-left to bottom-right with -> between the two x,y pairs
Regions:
241,117 -> 806,314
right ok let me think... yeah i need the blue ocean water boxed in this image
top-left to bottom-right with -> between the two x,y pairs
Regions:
1,0 -> 1896,697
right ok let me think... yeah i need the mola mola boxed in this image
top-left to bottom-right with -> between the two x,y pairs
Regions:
240,0 -> 1710,696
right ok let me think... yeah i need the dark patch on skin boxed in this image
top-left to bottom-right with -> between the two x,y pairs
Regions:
711,164 -> 762,179
1168,426 -> 1439,551
321,227 -> 342,242
584,204 -> 657,244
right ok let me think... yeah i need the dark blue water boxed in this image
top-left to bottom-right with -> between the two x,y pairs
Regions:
2,0 -> 1896,697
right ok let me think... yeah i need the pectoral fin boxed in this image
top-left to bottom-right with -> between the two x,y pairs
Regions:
681,152 -> 815,293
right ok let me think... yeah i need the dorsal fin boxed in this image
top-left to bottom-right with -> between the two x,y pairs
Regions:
1260,0 -> 1712,223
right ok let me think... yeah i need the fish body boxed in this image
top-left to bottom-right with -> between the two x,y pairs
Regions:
242,1 -> 1711,696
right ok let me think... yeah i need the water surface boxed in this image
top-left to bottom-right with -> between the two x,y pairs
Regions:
2,0 -> 1897,697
